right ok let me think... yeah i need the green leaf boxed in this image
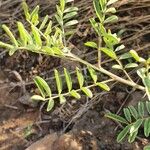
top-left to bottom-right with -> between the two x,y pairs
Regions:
44,20 -> 52,36
55,14 -> 63,26
84,41 -> 97,48
65,0 -> 74,3
130,50 -> 140,62
144,118 -> 150,137
17,23 -> 33,45
64,7 -> 78,13
107,0 -> 118,6
9,48 -> 17,56
89,18 -> 99,36
64,68 -> 72,91
138,102 -> 144,117
31,5 -> 39,25
104,33 -> 120,46
146,101 -> 150,114
104,15 -> 118,24
2,24 -> 18,47
22,1 -> 30,20
17,22 -> 28,46
137,68 -> 146,79
99,0 -> 106,11
88,67 -> 97,83
42,46 -> 54,55
54,69 -> 62,94
31,25 -> 42,47
63,11 -> 77,19
123,108 -> 132,123
53,47 -> 63,55
99,23 -> 106,36
144,77 -> 150,100
117,125 -> 131,143
60,0 -> 65,11
100,47 -> 117,59
39,15 -> 49,30
128,130 -> 138,143
96,82 -> 110,91
119,53 -> 132,60
115,45 -> 125,52
128,106 -> 138,120
112,64 -> 122,70
105,113 -> 128,124
64,20 -> 78,27
81,87 -> 93,98
130,119 -> 143,134
93,0 -> 103,22
0,41 -> 14,49
47,98 -> 54,111
59,95 -> 66,104
31,95 -> 46,101
70,90 -> 81,99
34,76 -> 51,98
76,67 -> 84,88
106,7 -> 116,13
144,145 -> 150,150
125,63 -> 138,69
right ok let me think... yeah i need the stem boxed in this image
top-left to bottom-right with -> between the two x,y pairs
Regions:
116,59 -> 134,82
61,25 -> 67,47
98,36 -> 102,68
45,79 -> 114,100
18,46 -> 145,91
68,53 -> 145,91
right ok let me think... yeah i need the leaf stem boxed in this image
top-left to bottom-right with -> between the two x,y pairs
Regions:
45,79 -> 114,100
98,36 -> 102,68
68,53 -> 145,91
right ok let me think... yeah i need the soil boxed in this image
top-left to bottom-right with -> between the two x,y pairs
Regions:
0,0 -> 150,150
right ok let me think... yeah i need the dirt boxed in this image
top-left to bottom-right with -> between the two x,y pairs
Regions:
0,0 -> 150,150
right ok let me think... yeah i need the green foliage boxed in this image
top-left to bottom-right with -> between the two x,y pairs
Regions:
31,67 -> 109,111
106,101 -> 150,143
0,0 -> 149,147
